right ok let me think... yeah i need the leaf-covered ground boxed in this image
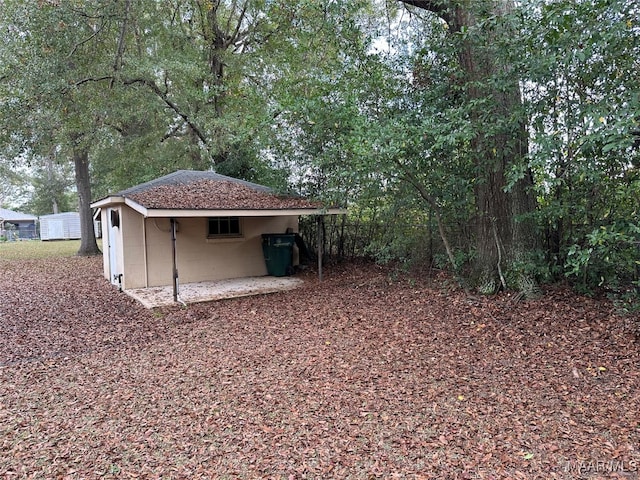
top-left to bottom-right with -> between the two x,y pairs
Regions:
0,256 -> 638,479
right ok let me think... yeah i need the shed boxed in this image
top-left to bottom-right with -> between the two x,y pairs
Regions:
0,208 -> 38,241
91,170 -> 346,305
39,212 -> 82,240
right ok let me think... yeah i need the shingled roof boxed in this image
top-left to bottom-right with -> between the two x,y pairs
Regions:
93,170 -> 329,212
116,170 -> 272,197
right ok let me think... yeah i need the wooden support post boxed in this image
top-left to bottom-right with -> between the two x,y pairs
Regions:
317,215 -> 323,282
171,218 -> 178,302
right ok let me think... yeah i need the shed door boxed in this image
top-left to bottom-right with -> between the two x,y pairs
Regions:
48,220 -> 64,239
108,208 -> 121,286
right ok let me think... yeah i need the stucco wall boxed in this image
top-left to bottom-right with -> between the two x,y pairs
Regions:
121,211 -> 298,289
120,207 -> 147,290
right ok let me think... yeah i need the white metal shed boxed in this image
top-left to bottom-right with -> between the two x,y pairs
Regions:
39,212 -> 81,240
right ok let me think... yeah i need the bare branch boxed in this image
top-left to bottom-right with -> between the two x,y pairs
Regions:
393,157 -> 460,276
68,13 -> 108,57
112,0 -> 132,81
225,1 -> 248,50
224,0 -> 240,39
122,77 -> 208,148
161,121 -> 186,142
397,0 -> 453,26
73,76 -> 114,87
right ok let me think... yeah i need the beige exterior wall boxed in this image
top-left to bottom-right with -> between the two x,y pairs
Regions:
120,207 -> 147,290
116,207 -> 299,289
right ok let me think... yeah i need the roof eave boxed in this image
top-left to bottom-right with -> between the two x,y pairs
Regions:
90,196 -> 150,217
90,196 -> 126,209
91,196 -> 346,217
142,207 -> 347,218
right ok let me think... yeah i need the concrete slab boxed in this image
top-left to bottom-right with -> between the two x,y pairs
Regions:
125,276 -> 304,308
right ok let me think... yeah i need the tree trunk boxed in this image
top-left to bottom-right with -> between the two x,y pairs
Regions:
73,143 -> 101,256
452,3 -> 537,293
401,0 -> 539,294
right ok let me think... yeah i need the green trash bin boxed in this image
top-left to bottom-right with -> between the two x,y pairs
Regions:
261,233 -> 295,277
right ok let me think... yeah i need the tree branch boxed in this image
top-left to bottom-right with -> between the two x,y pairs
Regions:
71,73 -> 209,155
73,76 -> 114,87
122,77 -> 208,147
112,0 -> 132,83
393,158 -> 460,277
397,0 -> 453,25
68,14 -> 108,57
225,1 -> 248,49
161,121 -> 186,142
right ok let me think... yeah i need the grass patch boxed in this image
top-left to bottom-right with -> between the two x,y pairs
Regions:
0,240 -> 102,261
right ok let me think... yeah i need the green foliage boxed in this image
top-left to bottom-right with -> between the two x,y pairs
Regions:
18,161 -> 76,216
433,249 -> 473,273
611,286 -> 640,316
566,223 -> 640,293
0,163 -> 26,208
362,202 -> 433,267
503,248 -> 551,298
0,0 -> 322,196
519,0 -> 640,288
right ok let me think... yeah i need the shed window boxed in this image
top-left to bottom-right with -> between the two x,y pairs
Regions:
110,210 -> 120,228
208,217 -> 241,237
